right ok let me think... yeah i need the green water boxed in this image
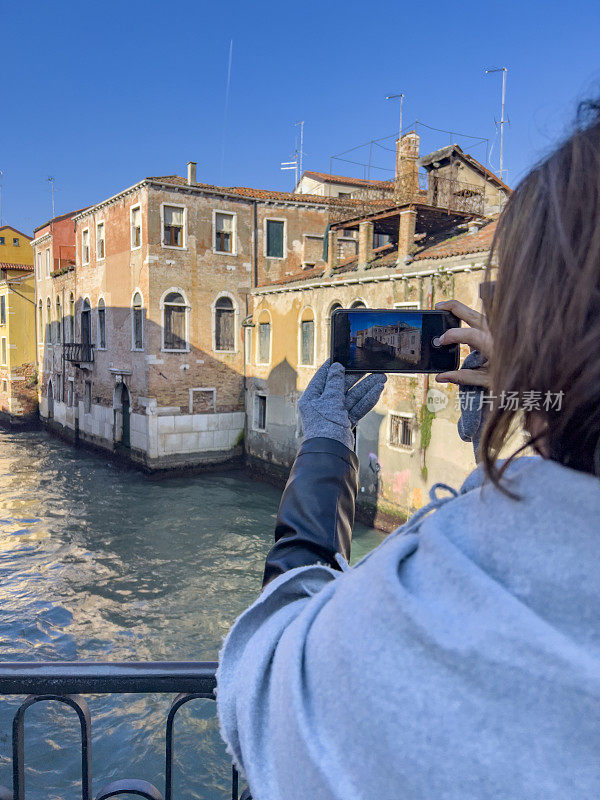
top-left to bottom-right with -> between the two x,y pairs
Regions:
0,429 -> 384,799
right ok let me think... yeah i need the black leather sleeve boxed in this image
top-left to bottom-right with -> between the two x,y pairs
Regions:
262,437 -> 359,588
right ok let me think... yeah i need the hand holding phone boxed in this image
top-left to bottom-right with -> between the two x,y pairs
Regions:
330,308 -> 461,374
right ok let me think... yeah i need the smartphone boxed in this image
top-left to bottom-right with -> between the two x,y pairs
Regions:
330,308 -> 461,373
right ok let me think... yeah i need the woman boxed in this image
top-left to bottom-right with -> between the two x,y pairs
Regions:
216,103 -> 600,799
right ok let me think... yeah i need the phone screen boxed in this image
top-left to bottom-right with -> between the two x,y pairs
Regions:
330,309 -> 461,373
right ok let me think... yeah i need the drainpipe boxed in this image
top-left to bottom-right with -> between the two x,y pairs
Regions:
252,200 -> 258,289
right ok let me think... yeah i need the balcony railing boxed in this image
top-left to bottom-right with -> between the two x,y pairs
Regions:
64,343 -> 95,363
0,660 -> 247,800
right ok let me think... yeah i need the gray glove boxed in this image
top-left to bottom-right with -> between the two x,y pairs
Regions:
298,361 -> 387,451
457,349 -> 488,462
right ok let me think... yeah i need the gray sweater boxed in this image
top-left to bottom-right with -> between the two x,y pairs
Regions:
217,456 -> 600,799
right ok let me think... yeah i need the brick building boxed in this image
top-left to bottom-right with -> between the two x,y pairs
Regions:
32,164 -> 374,468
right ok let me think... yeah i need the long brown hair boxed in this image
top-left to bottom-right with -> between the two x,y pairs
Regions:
481,100 -> 600,487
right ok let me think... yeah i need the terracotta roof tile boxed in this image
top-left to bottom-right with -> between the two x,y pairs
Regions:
0,262 -> 33,272
301,171 -> 394,189
414,219 -> 497,260
146,175 -> 388,207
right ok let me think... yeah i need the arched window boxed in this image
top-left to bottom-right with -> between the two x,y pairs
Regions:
214,295 -> 235,352
98,298 -> 106,349
163,291 -> 187,351
299,307 -> 315,366
81,298 -> 91,345
132,292 -> 143,350
46,298 -> 51,343
351,300 -> 366,309
55,297 -> 62,344
68,293 -> 75,343
38,300 -> 43,341
257,310 -> 271,365
327,301 -> 343,349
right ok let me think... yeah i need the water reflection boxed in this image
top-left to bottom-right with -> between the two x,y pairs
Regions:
0,429 -> 384,798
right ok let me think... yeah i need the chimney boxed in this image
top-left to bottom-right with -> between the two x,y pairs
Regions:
395,132 -> 420,203
187,161 -> 197,185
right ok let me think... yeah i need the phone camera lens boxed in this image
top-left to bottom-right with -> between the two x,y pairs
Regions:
432,337 -> 442,348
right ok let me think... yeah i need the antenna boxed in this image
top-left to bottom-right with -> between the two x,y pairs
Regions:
47,176 -> 55,218
386,93 -> 405,199
280,160 -> 298,187
294,121 -> 305,178
484,67 -> 508,183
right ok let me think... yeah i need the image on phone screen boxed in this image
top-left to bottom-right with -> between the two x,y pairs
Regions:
330,309 -> 460,373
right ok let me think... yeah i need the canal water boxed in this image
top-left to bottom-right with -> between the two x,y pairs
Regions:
0,429 -> 384,799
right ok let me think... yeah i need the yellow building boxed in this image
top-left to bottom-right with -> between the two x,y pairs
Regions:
0,225 -> 38,426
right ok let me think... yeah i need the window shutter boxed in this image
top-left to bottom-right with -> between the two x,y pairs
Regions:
266,221 -> 284,258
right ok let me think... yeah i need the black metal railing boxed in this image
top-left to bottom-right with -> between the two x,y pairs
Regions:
0,660 -> 246,800
64,343 -> 95,363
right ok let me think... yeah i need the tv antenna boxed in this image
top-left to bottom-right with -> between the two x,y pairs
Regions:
484,67 -> 508,183
47,176 -> 56,218
281,121 -> 305,189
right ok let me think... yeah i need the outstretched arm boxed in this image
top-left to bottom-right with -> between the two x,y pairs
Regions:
263,362 -> 386,586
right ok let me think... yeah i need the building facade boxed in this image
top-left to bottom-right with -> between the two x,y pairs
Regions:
0,225 -> 37,426
32,164 -> 372,469
243,200 -> 500,528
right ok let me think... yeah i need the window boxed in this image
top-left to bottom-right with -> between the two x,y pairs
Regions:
36,252 -> 41,279
299,308 -> 315,366
214,212 -> 236,254
131,206 -> 141,249
389,413 -> 413,449
258,320 -> 271,365
374,233 -> 391,248
98,298 -> 106,349
0,237 -> 4,245
97,222 -> 105,260
68,293 -> 75,342
163,205 -> 185,247
1,380 -> 7,393
13,238 -> 19,247
254,393 -> 267,431
163,292 -> 187,351
351,300 -> 366,309
55,297 -> 62,344
45,248 -> 51,277
0,296 -> 5,325
46,297 -> 51,342
82,229 -> 90,264
244,325 -> 252,364
84,381 -> 92,413
338,192 -> 352,199
132,292 -> 143,350
55,374 -> 62,403
265,220 -> 285,258
38,300 -> 43,341
81,299 -> 91,345
67,379 -> 74,407
214,296 -> 235,351
1,337 -> 6,366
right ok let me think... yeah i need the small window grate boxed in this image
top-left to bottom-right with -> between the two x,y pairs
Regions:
389,414 -> 413,449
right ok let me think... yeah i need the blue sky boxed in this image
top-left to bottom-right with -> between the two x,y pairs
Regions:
350,313 -> 422,336
2,0 -> 599,234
